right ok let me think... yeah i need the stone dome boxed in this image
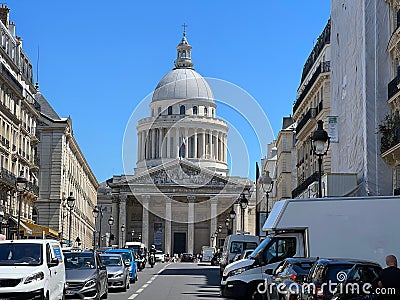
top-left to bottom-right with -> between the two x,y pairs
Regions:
152,68 -> 214,102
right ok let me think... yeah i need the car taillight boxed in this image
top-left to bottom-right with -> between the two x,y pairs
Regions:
314,286 -> 325,298
291,274 -> 297,281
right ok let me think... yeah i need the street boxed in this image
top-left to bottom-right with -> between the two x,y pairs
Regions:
108,261 -> 224,300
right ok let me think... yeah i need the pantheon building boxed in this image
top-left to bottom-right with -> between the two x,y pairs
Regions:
107,32 -> 252,255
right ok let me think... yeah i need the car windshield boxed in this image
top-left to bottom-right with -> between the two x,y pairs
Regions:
0,243 -> 42,266
108,251 -> 131,262
64,252 -> 95,269
248,237 -> 272,259
100,255 -> 122,266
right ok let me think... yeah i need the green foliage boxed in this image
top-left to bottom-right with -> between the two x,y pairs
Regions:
379,113 -> 400,153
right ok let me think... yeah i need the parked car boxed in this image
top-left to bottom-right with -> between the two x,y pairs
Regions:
105,249 -> 138,283
304,258 -> 382,300
181,253 -> 195,262
155,250 -> 165,263
269,257 -> 317,300
211,252 -> 222,266
64,250 -> 108,299
0,239 -> 65,300
100,253 -> 130,291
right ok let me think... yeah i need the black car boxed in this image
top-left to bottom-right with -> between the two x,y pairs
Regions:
304,258 -> 382,300
181,253 -> 195,262
270,257 -> 317,300
64,250 -> 108,299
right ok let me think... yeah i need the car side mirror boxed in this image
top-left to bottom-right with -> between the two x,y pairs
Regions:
48,257 -> 59,267
265,269 -> 273,275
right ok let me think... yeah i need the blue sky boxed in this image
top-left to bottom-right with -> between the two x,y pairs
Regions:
8,1 -> 330,183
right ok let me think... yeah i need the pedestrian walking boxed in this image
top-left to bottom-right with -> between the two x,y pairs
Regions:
378,255 -> 400,299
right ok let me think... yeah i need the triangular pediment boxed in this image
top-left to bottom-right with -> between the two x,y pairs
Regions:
125,159 -> 239,188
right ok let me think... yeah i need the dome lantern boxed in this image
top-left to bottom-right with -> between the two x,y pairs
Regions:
174,23 -> 194,69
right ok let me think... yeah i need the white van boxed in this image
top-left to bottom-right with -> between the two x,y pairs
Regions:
0,239 -> 65,300
219,234 -> 259,275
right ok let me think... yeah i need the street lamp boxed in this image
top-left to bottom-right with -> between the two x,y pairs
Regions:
260,170 -> 274,220
92,205 -> 103,249
311,120 -> 330,198
121,224 -> 126,248
66,192 -> 76,247
0,206 -> 4,235
108,216 -> 114,247
238,192 -> 248,233
131,229 -> 135,242
75,236 -> 81,247
16,171 -> 27,240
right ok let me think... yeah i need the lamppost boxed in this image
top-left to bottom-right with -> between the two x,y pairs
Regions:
0,206 -> 4,234
229,206 -> 236,235
92,205 -> 103,249
108,216 -> 114,246
75,236 -> 81,247
66,192 -> 76,247
121,224 -> 125,248
211,235 -> 215,247
16,171 -> 27,240
225,218 -> 230,235
311,120 -> 330,198
131,229 -> 135,242
237,193 -> 249,233
260,170 -> 274,221
60,195 -> 69,246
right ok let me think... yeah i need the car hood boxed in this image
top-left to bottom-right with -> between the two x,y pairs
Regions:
66,269 -> 97,281
223,259 -> 255,276
106,266 -> 125,274
0,266 -> 43,278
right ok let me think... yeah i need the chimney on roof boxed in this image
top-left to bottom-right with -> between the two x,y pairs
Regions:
0,4 -> 9,27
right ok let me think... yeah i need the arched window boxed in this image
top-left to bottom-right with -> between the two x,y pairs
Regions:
168,106 -> 172,115
204,107 -> 208,116
180,105 -> 185,115
193,106 -> 198,115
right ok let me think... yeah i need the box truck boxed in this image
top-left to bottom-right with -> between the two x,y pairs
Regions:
220,196 -> 400,299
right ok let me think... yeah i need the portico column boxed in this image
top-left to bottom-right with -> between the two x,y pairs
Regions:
187,195 -> 195,254
185,128 -> 189,158
194,130 -> 198,159
210,197 -> 217,244
142,195 -> 150,247
202,130 -> 206,158
216,132 -> 219,161
159,128 -> 164,158
166,129 -> 171,158
151,129 -> 156,159
118,194 -> 127,248
209,130 -> 213,159
165,198 -> 172,255
175,127 -> 180,158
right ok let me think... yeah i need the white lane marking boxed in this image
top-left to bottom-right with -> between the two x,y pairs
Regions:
128,263 -> 171,299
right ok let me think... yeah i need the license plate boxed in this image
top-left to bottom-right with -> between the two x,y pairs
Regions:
65,290 -> 75,295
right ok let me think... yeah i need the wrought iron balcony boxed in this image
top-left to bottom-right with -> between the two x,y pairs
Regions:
379,114 -> 400,154
292,171 -> 321,198
296,108 -> 317,135
0,167 -> 16,187
388,75 -> 400,100
294,61 -> 330,114
27,181 -> 39,196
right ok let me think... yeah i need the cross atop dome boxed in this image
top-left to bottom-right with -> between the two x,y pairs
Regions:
174,24 -> 194,69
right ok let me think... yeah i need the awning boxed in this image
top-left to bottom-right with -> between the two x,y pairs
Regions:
27,223 -> 58,238
9,216 -> 33,235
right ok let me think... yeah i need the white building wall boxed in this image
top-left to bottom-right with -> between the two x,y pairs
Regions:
330,0 -> 391,195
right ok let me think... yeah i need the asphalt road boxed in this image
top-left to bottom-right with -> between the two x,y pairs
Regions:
107,261 -> 225,300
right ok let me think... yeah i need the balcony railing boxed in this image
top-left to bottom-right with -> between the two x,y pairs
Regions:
388,75 -> 400,100
294,61 -> 330,114
379,113 -> 400,154
292,171 -> 321,198
27,181 -> 39,196
296,108 -> 317,134
0,167 -> 16,187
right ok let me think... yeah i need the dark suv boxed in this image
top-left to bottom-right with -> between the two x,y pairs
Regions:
64,250 -> 108,299
304,258 -> 382,300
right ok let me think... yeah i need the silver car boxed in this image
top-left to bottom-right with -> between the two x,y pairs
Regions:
100,253 -> 130,291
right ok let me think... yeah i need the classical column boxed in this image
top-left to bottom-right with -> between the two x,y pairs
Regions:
158,128 -> 163,158
111,195 -> 119,246
202,130 -> 206,158
151,128 -> 156,159
165,198 -> 172,255
166,128 -> 171,158
187,195 -> 195,254
142,131 -> 146,160
185,128 -> 189,158
208,130 -> 214,159
142,195 -> 150,247
175,127 -> 180,158
118,194 -> 127,248
216,132 -> 219,161
193,130 -> 198,159
137,132 -> 141,161
210,197 -> 218,244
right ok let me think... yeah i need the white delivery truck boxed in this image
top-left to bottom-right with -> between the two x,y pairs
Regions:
221,196 -> 400,299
